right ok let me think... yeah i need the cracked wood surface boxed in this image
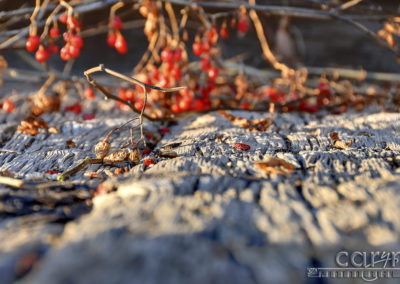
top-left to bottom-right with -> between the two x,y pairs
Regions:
1,82 -> 400,283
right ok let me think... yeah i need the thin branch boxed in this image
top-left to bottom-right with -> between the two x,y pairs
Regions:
248,0 -> 293,75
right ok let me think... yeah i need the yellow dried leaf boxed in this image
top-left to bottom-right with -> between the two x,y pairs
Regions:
255,157 -> 295,176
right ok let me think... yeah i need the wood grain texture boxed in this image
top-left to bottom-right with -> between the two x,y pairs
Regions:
1,82 -> 399,283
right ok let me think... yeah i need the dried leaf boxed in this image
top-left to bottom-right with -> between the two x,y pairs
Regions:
329,131 -> 353,149
219,111 -> 273,131
66,139 -> 76,148
255,157 -> 295,176
161,142 -> 181,150
17,115 -> 48,136
48,126 -> 59,133
158,150 -> 177,158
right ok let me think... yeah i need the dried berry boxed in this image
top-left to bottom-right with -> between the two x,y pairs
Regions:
234,143 -> 251,151
95,140 -> 111,159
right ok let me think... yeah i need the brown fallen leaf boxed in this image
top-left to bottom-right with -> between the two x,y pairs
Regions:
255,157 -> 295,176
17,115 -> 48,136
66,139 -> 76,148
158,150 -> 177,159
218,110 -> 273,131
329,131 -> 353,149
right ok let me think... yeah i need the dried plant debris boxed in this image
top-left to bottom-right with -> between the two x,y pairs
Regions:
329,131 -> 353,149
218,110 -> 273,131
161,142 -> 181,150
66,139 -> 76,148
255,157 -> 295,176
378,17 -> 400,50
157,150 -> 177,159
30,93 -> 61,116
17,115 -> 48,136
103,149 -> 129,164
129,148 -> 141,165
0,55 -> 7,86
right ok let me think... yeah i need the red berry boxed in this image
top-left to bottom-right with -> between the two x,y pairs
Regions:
65,105 -> 74,112
134,99 -> 144,111
194,99 -> 205,111
73,103 -> 82,114
234,143 -> 250,151
107,33 -> 117,47
159,127 -> 170,134
2,99 -> 14,112
118,88 -> 127,100
83,113 -> 95,120
60,46 -> 71,61
146,133 -> 154,140
68,45 -> 80,58
70,35 -> 83,49
200,57 -> 211,71
143,159 -> 155,167
112,17 -> 123,30
48,44 -> 59,54
125,89 -> 135,102
158,75 -> 169,88
241,101 -> 250,110
59,13 -> 68,24
50,28 -> 59,38
45,170 -> 58,174
178,98 -> 191,111
263,87 -> 285,103
84,87 -> 96,99
151,66 -> 160,80
192,42 -> 203,56
206,25 -> 218,42
63,32 -> 71,42
142,148 -> 151,155
67,17 -> 81,30
174,48 -> 182,61
201,41 -> 211,53
35,46 -> 50,62
207,67 -> 218,80
115,35 -> 128,54
171,104 -> 181,114
237,17 -> 249,33
171,65 -> 181,81
161,48 -> 174,63
26,35 -> 40,52
220,26 -> 229,40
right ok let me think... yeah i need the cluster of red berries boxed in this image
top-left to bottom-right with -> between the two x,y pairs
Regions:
25,13 -> 83,62
116,88 -> 146,111
1,99 -> 14,112
107,16 -> 127,54
59,13 -> 83,61
65,101 -> 82,114
26,33 -> 57,63
260,83 -> 333,113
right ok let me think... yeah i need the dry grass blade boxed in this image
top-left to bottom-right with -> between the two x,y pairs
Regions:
255,157 -> 295,176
